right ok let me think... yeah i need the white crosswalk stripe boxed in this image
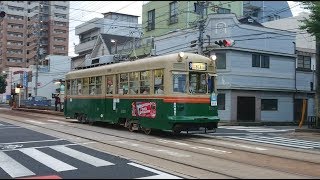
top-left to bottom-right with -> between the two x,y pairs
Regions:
0,145 -> 114,178
224,135 -> 320,149
0,151 -> 35,178
221,126 -> 294,133
50,146 -> 114,167
19,148 -> 77,172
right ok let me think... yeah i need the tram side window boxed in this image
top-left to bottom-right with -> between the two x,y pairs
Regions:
96,76 -> 102,94
77,79 -> 82,95
106,75 -> 113,94
154,69 -> 164,94
66,80 -> 71,95
82,77 -> 89,95
119,73 -> 129,95
129,72 -> 139,94
89,77 -> 96,95
71,80 -> 77,95
140,70 -> 150,94
173,73 -> 186,93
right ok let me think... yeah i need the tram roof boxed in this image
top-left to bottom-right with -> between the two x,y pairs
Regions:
66,52 -> 211,79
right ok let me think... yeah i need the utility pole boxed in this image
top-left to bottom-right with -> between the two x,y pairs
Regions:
34,2 -> 43,96
197,1 -> 206,55
315,37 -> 320,126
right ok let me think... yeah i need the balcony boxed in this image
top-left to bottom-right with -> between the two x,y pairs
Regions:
75,40 -> 96,54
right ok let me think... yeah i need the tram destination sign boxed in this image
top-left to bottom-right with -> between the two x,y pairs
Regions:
189,62 -> 207,71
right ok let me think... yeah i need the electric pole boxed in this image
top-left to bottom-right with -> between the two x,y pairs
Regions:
34,2 -> 43,96
316,37 -> 320,126
197,1 -> 206,55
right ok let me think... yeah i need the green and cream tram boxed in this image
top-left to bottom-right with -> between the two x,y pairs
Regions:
64,52 -> 219,134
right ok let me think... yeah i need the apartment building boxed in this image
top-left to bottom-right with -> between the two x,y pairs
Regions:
0,1 -> 69,72
72,12 -> 142,70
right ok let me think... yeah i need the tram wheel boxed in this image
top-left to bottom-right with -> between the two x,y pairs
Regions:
128,123 -> 135,132
143,128 -> 152,135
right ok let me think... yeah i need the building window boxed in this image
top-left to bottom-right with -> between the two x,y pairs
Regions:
216,53 -> 226,69
261,55 -> 269,68
217,93 -> 225,110
261,99 -> 278,111
169,1 -> 178,24
147,9 -> 155,31
252,54 -> 270,68
297,55 -> 311,70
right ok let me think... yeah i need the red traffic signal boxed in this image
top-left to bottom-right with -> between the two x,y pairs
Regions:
214,39 -> 234,47
0,11 -> 5,18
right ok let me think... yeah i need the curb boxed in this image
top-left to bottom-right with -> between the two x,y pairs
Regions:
12,108 -> 64,116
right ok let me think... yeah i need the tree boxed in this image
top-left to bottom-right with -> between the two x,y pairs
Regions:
0,74 -> 7,94
299,1 -> 320,39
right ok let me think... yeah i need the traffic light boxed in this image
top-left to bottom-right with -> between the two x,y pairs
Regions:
190,40 -> 197,48
0,11 -> 5,18
16,84 -> 23,88
214,39 -> 234,47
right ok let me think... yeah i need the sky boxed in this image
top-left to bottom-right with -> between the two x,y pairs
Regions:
68,1 -> 307,57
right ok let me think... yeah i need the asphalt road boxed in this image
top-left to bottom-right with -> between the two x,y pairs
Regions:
0,120 -> 181,179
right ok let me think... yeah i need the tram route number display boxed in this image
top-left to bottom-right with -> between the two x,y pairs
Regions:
132,102 -> 157,118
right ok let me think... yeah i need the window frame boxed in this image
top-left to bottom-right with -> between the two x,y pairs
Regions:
261,99 -> 278,111
147,9 -> 155,31
217,93 -> 225,110
169,1 -> 178,24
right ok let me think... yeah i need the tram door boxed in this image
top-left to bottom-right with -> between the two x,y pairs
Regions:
237,97 -> 255,122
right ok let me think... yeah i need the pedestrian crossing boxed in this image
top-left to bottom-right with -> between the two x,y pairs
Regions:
220,126 -> 295,133
0,144 -> 179,179
223,135 -> 320,149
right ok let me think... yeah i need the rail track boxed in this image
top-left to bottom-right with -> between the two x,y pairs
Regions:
1,109 -> 319,179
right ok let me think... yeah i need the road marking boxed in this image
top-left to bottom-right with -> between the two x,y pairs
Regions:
116,141 -> 190,157
128,163 -> 181,179
25,120 -> 46,125
157,139 -> 232,154
220,126 -> 294,133
224,136 -> 318,149
50,146 -> 114,167
47,120 -> 68,124
0,151 -> 35,178
19,148 -> 77,172
0,127 -> 24,130
202,139 -> 268,151
19,175 -> 62,179
0,139 -> 65,145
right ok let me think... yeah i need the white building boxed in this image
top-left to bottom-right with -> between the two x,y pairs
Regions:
29,55 -> 71,100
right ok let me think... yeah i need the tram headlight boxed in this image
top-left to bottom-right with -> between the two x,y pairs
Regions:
178,52 -> 185,62
210,54 -> 217,61
209,54 -> 217,65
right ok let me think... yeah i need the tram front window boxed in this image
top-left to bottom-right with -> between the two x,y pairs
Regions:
189,72 -> 208,94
